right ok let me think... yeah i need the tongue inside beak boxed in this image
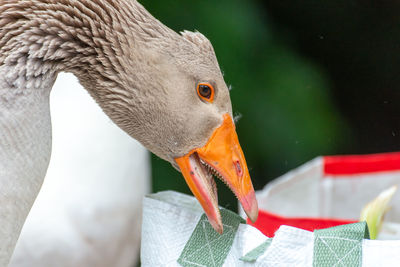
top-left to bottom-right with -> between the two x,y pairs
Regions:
175,113 -> 258,234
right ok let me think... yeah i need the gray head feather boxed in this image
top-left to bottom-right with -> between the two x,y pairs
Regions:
0,0 -> 232,163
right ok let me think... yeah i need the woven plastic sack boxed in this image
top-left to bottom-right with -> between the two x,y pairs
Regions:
141,152 -> 400,266
141,191 -> 400,266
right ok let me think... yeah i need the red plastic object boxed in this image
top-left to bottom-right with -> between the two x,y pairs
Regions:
324,152 -> 400,176
247,209 -> 356,237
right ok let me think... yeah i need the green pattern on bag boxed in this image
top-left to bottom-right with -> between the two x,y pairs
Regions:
178,207 -> 371,267
177,208 -> 245,267
313,221 -> 370,267
239,238 -> 272,262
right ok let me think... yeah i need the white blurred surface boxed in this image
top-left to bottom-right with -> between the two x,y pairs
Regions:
10,73 -> 150,267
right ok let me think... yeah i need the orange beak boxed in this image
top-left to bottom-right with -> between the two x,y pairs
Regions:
175,113 -> 258,233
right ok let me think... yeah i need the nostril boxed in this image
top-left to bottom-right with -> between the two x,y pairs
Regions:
234,160 -> 243,177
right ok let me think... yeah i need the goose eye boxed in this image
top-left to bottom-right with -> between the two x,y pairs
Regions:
197,82 -> 214,102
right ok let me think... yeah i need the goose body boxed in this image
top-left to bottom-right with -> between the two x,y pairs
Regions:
9,73 -> 150,266
0,1 -> 258,265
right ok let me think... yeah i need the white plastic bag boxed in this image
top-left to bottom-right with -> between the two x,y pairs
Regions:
141,152 -> 400,266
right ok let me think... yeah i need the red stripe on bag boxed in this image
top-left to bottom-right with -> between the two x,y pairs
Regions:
247,209 -> 356,237
324,152 -> 400,175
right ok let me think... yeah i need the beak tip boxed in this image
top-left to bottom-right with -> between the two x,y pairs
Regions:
242,191 -> 259,223
209,218 -> 224,234
216,226 -> 224,235
247,208 -> 258,223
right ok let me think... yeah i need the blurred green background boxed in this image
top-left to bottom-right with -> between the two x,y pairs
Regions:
141,0 -> 400,211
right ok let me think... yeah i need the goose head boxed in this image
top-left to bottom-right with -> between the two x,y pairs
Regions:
71,8 -> 258,233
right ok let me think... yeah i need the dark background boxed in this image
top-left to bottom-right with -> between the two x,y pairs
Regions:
141,0 -> 400,211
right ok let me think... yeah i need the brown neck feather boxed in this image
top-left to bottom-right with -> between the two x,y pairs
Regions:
0,0 -> 178,90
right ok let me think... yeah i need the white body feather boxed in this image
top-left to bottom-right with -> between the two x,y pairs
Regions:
8,73 -> 150,267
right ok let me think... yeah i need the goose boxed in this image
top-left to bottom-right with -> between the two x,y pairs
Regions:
0,0 -> 258,266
